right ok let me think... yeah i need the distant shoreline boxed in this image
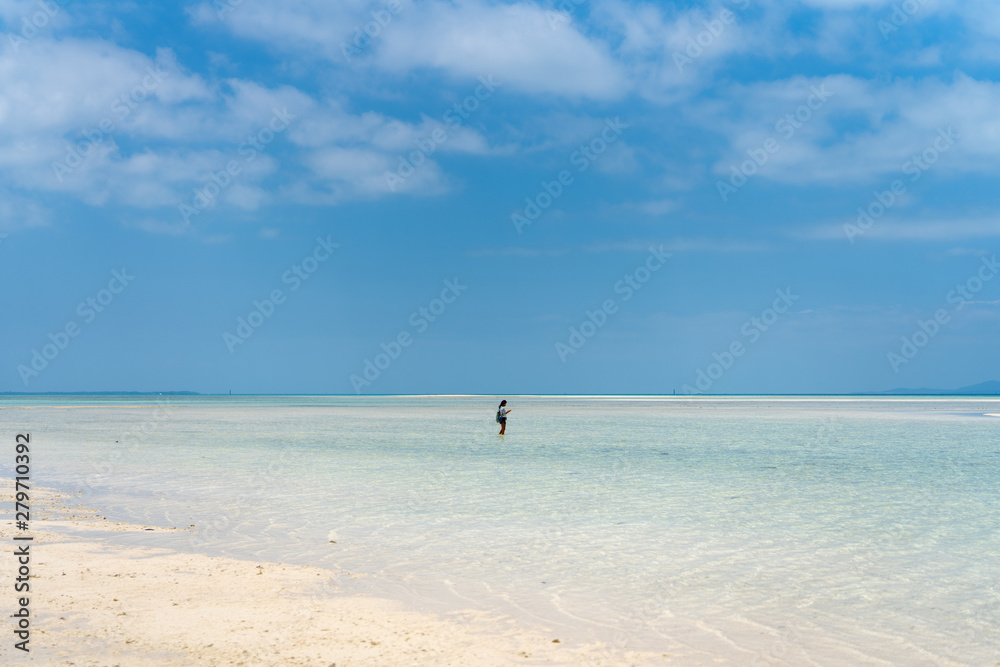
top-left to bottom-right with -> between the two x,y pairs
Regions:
3,392 -> 1000,397
0,391 -> 201,396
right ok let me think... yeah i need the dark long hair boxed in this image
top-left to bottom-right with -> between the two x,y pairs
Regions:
499,400 -> 507,408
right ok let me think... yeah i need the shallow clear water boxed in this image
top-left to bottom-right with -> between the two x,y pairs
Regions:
2,395 -> 999,665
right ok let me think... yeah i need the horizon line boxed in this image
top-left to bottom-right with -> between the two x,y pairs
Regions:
3,391 -> 1000,397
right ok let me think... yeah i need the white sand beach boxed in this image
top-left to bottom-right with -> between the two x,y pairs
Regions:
1,483 -> 669,666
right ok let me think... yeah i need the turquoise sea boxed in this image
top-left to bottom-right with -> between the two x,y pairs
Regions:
2,395 -> 999,665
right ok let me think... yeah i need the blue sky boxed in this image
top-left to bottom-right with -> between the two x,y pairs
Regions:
2,0 -> 999,394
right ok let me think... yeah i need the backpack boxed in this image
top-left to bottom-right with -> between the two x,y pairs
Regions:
496,409 -> 502,423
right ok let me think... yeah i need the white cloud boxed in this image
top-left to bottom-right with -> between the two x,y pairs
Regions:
633,198 -> 679,216
466,246 -> 568,258
9,0 -> 1000,233
594,0 -> 797,102
797,217 -> 1000,241
377,2 -> 625,98
945,247 -> 991,256
796,0 -> 893,7
0,40 -> 209,136
194,0 -> 626,99
287,102 -> 490,156
0,0 -> 74,37
585,238 -> 773,253
281,96 -> 501,200
304,146 -> 449,199
0,38 -> 223,204
592,141 -> 638,175
704,73 -> 1000,185
188,0 -> 373,61
224,183 -> 269,210
0,31 -> 505,217
0,189 -> 48,231
124,217 -> 193,236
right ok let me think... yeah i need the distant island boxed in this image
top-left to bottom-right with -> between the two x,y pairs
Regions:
0,391 -> 201,395
878,380 -> 1000,395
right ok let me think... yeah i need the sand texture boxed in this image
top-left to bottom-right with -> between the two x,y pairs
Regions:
1,483 -> 671,666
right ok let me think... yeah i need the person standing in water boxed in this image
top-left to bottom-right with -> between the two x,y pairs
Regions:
496,400 -> 511,435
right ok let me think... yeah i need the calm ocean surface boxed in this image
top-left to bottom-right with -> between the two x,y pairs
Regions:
2,395 -> 998,665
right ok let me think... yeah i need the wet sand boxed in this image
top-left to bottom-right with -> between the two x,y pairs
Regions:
1,482 -> 669,666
